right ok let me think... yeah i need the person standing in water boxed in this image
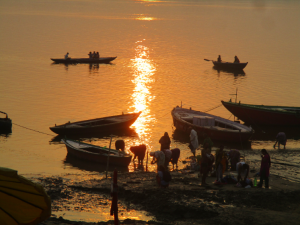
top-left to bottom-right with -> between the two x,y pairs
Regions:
159,132 -> 171,151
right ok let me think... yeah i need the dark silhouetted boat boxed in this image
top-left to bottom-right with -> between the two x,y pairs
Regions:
0,111 -> 12,132
222,100 -> 300,126
51,57 -> 117,64
49,111 -> 141,135
212,61 -> 248,70
62,138 -> 132,167
171,106 -> 253,142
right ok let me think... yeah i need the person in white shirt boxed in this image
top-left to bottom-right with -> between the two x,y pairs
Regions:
65,52 -> 69,59
236,161 -> 249,182
189,127 -> 198,157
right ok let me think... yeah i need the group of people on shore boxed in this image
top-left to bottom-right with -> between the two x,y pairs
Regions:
188,127 -> 272,188
150,132 -> 181,188
147,128 -> 284,189
217,55 -> 240,63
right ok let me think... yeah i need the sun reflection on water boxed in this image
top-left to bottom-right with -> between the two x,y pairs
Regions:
134,14 -> 157,21
129,42 -> 156,150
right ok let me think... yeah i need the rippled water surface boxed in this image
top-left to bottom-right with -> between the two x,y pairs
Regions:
1,0 -> 300,221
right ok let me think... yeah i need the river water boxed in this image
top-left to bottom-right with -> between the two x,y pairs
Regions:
0,0 -> 300,222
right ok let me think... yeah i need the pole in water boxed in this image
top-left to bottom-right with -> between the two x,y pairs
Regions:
106,135 -> 113,179
146,152 -> 148,172
110,168 -> 118,225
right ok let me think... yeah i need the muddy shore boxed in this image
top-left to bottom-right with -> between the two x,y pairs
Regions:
38,166 -> 300,225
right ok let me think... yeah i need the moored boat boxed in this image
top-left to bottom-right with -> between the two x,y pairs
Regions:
0,111 -> 12,132
222,100 -> 300,126
62,138 -> 132,167
171,106 -> 253,142
51,57 -> 117,64
49,111 -> 141,135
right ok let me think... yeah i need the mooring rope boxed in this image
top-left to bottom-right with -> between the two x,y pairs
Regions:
203,104 -> 222,113
12,123 -> 54,136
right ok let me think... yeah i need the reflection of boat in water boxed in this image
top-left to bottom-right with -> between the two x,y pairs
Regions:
49,127 -> 138,144
0,111 -> 12,133
62,138 -> 132,167
213,66 -> 246,76
171,106 -> 253,142
64,153 -> 129,173
222,100 -> 300,126
49,111 -> 141,135
51,57 -> 117,64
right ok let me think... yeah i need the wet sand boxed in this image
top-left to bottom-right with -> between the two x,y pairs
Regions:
39,166 -> 300,225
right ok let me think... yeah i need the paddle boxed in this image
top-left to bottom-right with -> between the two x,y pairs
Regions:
204,59 -> 212,61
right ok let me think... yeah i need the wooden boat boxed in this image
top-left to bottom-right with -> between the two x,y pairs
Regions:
51,57 -> 117,64
171,106 -> 253,142
49,111 -> 142,135
0,111 -> 12,132
222,100 -> 300,126
212,61 -> 248,70
62,138 -> 132,167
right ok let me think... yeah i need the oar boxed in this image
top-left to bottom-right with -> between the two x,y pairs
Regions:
204,59 -> 213,61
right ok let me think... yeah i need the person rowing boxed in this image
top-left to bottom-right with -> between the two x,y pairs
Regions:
234,55 -> 240,63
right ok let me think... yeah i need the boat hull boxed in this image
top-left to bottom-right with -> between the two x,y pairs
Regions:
222,101 -> 300,126
49,112 -> 141,135
171,107 -> 253,142
0,118 -> 12,132
63,139 -> 132,167
51,57 -> 117,64
212,61 -> 248,70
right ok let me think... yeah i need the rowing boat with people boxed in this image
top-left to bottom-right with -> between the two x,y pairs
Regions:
51,57 -> 117,64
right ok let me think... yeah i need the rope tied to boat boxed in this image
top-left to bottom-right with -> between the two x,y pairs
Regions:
203,104 -> 222,113
12,123 -> 55,136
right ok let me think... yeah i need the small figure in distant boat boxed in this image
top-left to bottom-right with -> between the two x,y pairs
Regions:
217,55 -> 222,62
258,149 -> 271,188
96,52 -> 100,59
92,51 -> 96,58
274,132 -> 287,149
189,127 -> 199,157
234,55 -> 240,63
159,132 -> 171,151
88,52 -> 93,58
65,52 -> 69,59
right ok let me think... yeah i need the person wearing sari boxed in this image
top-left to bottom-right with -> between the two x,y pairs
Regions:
258,149 -> 271,188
